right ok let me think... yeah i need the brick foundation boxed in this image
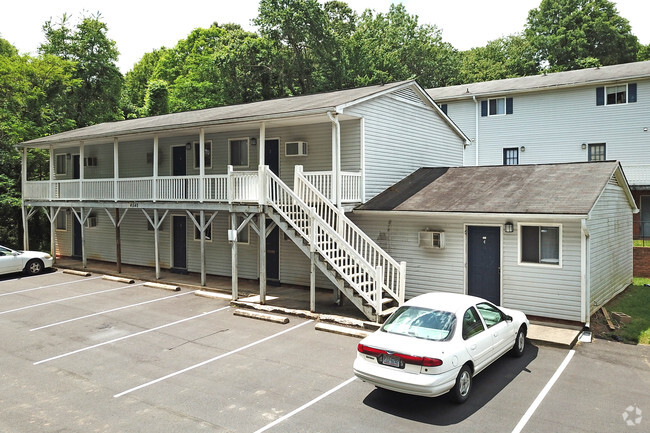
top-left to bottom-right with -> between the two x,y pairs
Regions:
634,247 -> 650,278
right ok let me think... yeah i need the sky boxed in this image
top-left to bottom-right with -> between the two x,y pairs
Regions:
1,0 -> 649,73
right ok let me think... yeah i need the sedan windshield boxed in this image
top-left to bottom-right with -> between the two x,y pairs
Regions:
381,306 -> 456,341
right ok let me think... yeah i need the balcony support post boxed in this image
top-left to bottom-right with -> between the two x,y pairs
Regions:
79,141 -> 84,201
49,145 -> 54,201
199,129 -> 205,203
231,212 -> 239,300
258,213 -> 266,304
113,138 -> 119,201
152,135 -> 158,202
21,147 -> 29,250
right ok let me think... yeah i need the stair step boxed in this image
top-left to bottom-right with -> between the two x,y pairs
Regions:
379,306 -> 398,317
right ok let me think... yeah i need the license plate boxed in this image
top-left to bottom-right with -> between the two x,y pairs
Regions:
381,354 -> 401,368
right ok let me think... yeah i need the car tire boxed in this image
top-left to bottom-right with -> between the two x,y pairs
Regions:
24,259 -> 44,276
511,326 -> 526,358
450,364 -> 472,404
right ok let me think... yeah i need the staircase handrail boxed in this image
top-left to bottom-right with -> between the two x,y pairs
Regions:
294,167 -> 405,304
264,168 -> 383,311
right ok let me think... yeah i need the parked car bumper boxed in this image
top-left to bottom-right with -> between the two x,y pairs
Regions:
353,356 -> 460,397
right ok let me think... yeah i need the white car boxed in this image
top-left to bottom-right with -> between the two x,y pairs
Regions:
0,245 -> 54,276
353,292 -> 529,403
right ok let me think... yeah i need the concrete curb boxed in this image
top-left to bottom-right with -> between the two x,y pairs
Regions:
315,322 -> 372,339
144,282 -> 181,292
195,290 -> 232,300
102,275 -> 135,284
63,269 -> 91,277
233,309 -> 290,324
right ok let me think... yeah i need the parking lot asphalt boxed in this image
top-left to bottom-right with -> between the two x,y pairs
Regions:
1,270 -> 648,433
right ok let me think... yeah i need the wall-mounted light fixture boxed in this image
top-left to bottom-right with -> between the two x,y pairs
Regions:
581,143 -> 587,150
520,146 -> 525,152
186,142 -> 192,150
250,137 -> 257,146
644,127 -> 648,132
504,222 -> 514,233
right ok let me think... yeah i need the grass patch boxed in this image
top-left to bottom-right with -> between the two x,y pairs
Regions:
592,284 -> 650,344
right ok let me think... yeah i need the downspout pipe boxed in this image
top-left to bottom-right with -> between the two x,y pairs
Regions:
472,95 -> 479,166
581,219 -> 591,328
327,111 -> 341,208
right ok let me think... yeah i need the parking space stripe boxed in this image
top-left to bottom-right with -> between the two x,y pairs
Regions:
0,276 -> 103,297
511,349 -> 575,433
30,290 -> 196,331
0,283 -> 142,316
34,306 -> 230,365
253,376 -> 356,433
113,319 -> 314,398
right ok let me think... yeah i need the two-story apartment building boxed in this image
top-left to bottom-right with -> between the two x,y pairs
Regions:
426,61 -> 650,239
18,81 -> 467,322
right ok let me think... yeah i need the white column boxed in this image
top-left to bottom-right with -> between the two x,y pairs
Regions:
79,142 -> 84,200
49,145 -> 54,200
22,148 -> 29,250
113,138 -> 119,201
153,135 -> 158,202
200,210 -> 206,286
259,214 -> 266,304
50,207 -> 56,260
199,129 -> 205,202
154,209 -> 160,279
231,212 -> 238,300
81,208 -> 87,268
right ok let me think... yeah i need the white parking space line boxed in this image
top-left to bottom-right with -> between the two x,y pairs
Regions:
0,283 -> 142,316
0,276 -> 103,297
114,319 -> 314,398
511,349 -> 576,433
34,306 -> 230,365
254,376 -> 357,433
30,290 -> 196,331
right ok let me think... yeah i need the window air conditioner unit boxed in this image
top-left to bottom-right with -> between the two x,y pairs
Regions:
285,141 -> 308,156
418,230 -> 445,248
85,216 -> 97,228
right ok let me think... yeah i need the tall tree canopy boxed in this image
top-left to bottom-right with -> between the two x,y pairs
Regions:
525,0 -> 639,71
458,35 -> 539,83
40,13 -> 123,126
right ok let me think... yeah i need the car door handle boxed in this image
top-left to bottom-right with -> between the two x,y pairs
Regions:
470,344 -> 477,350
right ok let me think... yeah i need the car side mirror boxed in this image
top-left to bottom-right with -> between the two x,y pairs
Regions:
505,315 -> 513,322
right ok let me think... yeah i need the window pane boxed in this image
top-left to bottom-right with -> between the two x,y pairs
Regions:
462,307 -> 485,340
56,155 -> 66,175
540,227 -> 559,264
606,85 -> 627,105
230,139 -> 248,166
495,98 -> 505,114
56,212 -> 67,230
521,226 -> 540,263
503,148 -> 519,165
489,99 -> 497,115
589,143 -> 606,161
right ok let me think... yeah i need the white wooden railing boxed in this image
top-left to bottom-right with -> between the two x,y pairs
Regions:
294,166 -> 405,305
22,168 -> 260,203
302,171 -> 362,203
265,167 -> 390,314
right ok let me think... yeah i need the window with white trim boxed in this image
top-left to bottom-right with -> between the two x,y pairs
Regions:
481,97 -> 513,116
193,140 -> 212,169
596,83 -> 637,106
56,154 -> 67,175
503,148 -> 519,165
229,138 -> 249,167
520,225 -> 561,265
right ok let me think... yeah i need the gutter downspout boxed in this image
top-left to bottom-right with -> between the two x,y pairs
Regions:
472,95 -> 479,166
327,111 -> 341,208
581,219 -> 591,327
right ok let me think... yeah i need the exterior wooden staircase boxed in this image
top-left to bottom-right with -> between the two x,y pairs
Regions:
263,166 -> 406,322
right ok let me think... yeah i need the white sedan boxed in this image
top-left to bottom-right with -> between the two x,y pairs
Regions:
353,292 -> 529,403
0,245 -> 53,276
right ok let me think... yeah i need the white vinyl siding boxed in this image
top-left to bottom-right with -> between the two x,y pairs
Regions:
437,80 -> 650,170
586,183 -> 634,312
345,93 -> 464,201
351,213 -> 584,322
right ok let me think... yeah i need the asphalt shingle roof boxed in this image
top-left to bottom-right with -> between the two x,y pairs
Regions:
20,81 -> 411,147
357,161 -> 621,215
427,61 -> 650,101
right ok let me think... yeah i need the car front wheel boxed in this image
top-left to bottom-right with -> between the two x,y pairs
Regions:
450,364 -> 472,404
25,259 -> 44,276
511,326 -> 526,358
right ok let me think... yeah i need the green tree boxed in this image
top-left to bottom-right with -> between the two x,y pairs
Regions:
349,4 -> 459,88
458,34 -> 539,83
122,48 -> 168,116
638,44 -> 650,61
0,39 -> 79,249
525,0 -> 639,71
40,13 -> 123,126
143,79 -> 169,116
